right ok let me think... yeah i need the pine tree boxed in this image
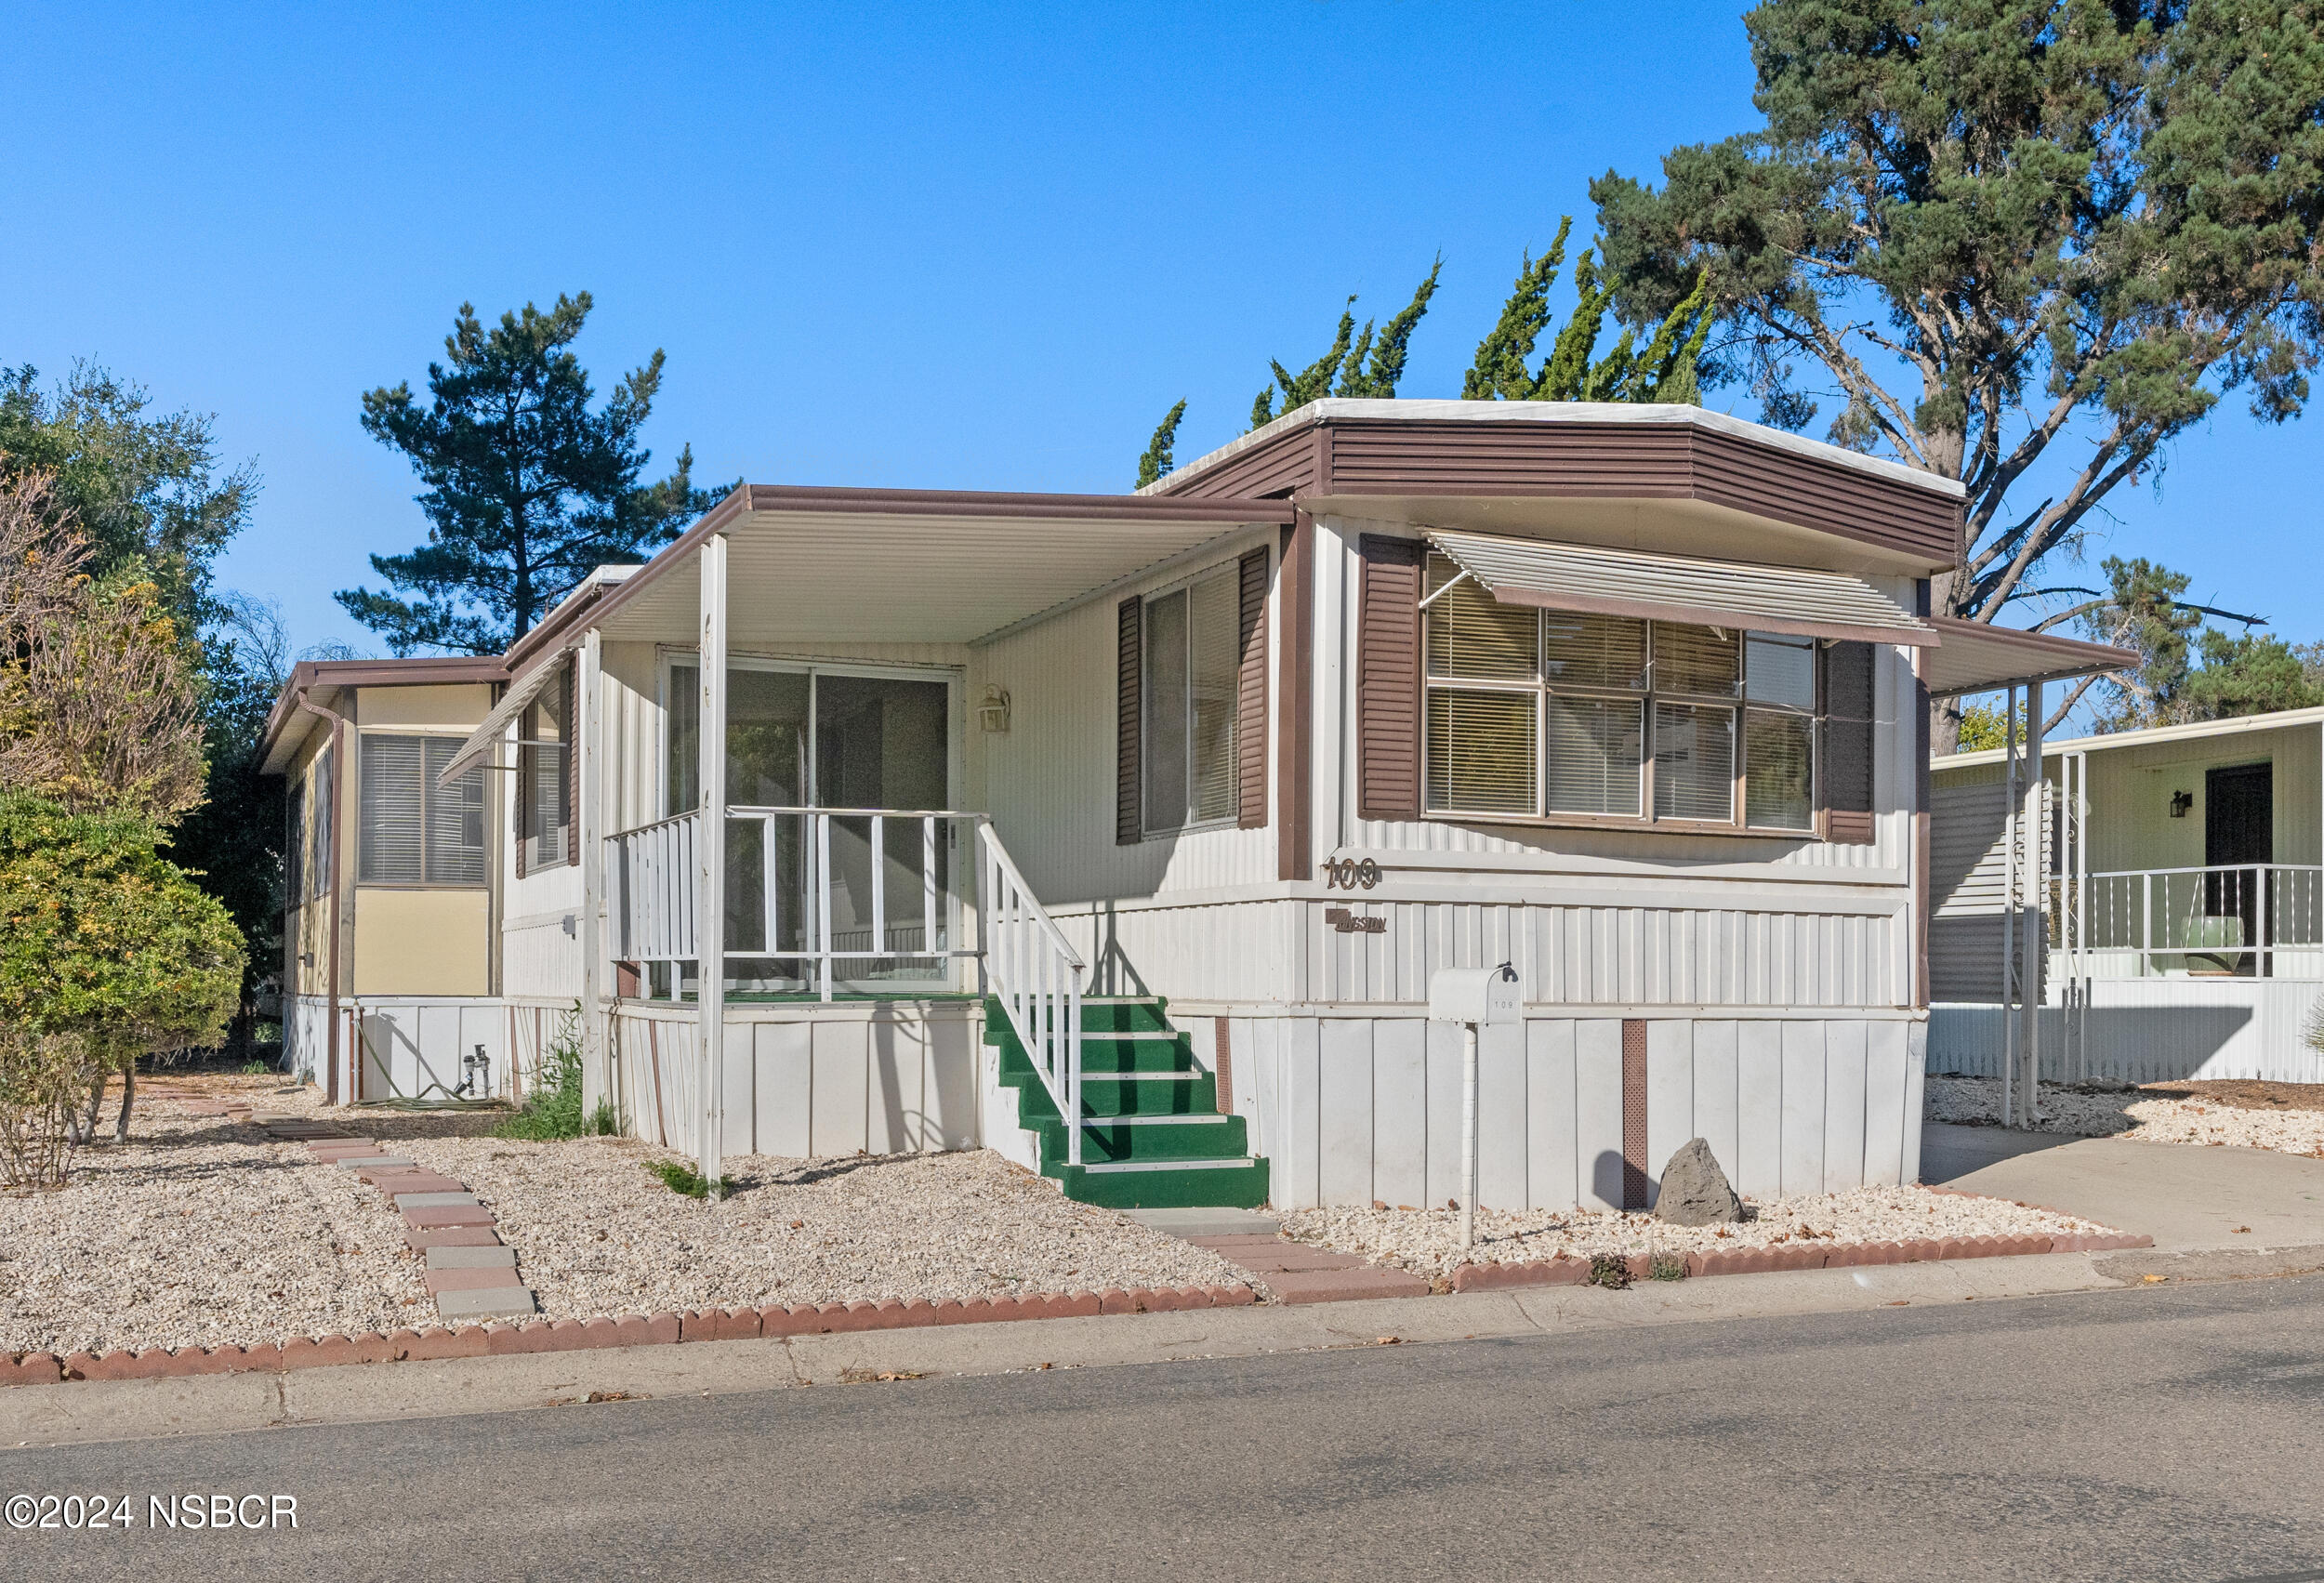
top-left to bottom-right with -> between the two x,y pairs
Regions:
338,294 -> 720,654
1462,219 -> 1710,404
1248,258 -> 1443,429
1134,400 -> 1186,489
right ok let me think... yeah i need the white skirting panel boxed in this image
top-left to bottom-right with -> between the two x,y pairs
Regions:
605,1002 -> 984,1159
1931,980 -> 2324,1085
1229,1011 -> 1926,1213
354,997 -> 509,1102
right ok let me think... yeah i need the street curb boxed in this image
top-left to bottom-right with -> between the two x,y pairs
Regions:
1445,1229 -> 2152,1291
1,1230 -> 2154,1390
4,1286 -> 1261,1388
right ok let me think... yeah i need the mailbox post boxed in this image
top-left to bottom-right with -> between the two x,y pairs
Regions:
1428,963 -> 1521,1248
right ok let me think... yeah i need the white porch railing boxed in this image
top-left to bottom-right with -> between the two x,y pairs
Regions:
976,823 -> 1083,1165
2060,864 -> 2324,979
604,807 -> 1088,1163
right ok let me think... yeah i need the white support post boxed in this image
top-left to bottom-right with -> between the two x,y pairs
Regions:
695,534 -> 729,1195
2016,679 -> 2045,1128
2001,684 -> 2018,1127
579,629 -> 606,1118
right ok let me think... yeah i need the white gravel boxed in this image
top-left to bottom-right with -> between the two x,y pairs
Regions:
1928,1075 -> 2324,1157
392,1132 -> 1251,1319
0,1102 -> 428,1355
1277,1184 -> 2119,1280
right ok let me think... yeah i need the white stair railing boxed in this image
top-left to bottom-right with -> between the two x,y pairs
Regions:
604,808 -> 1086,1159
976,823 -> 1086,1166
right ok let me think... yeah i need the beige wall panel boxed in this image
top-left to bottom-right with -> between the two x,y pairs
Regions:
352,889 -> 492,996
354,683 -> 495,731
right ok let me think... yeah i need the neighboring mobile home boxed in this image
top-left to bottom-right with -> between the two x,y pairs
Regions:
261,656 -> 511,1102
1931,706 -> 2324,1086
268,399 -> 2128,1211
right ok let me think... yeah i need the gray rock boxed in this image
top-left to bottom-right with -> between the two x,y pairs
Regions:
1654,1138 -> 1742,1225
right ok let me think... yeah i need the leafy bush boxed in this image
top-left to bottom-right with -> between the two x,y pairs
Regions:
645,1160 -> 732,1200
1588,1253 -> 1633,1289
0,796 -> 244,1187
493,1009 -> 615,1141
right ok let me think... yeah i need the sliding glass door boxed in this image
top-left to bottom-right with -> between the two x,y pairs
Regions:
666,660 -> 957,996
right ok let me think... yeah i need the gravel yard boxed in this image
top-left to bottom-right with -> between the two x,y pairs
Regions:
1276,1185 -> 2119,1281
0,1099 -> 428,1355
390,1131 -> 1248,1318
1928,1075 -> 2324,1157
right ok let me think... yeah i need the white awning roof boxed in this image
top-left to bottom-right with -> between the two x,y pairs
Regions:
1919,616 -> 2138,697
436,654 -> 562,785
1423,527 -> 1935,647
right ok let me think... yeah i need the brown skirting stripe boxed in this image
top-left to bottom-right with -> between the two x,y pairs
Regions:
1620,1019 -> 1648,1210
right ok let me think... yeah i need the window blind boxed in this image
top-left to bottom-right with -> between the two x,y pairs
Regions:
361,735 -> 426,884
1426,689 -> 1537,814
1744,710 -> 1814,830
1653,702 -> 1735,822
425,737 -> 488,884
1546,697 -> 1644,815
1426,556 -> 1537,680
1653,622 -> 1741,697
1541,611 -> 1646,691
1142,567 -> 1243,834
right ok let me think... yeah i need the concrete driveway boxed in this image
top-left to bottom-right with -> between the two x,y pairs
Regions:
1923,1120 -> 2324,1252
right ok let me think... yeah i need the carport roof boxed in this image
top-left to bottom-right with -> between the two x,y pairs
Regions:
500,484 -> 1294,679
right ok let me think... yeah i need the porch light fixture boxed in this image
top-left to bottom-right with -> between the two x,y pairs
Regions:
977,685 -> 1011,732
2170,790 -> 2194,818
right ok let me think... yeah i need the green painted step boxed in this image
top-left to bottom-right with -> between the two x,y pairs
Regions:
984,996 -> 1270,1210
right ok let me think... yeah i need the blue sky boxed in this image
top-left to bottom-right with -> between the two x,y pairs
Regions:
5,1 -> 2315,670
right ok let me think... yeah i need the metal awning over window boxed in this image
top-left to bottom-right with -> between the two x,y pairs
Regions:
1422,527 -> 1935,647
1919,616 -> 2137,696
436,654 -> 564,785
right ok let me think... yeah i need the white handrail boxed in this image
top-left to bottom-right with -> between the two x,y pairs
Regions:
2067,862 -> 2322,977
975,822 -> 1086,1167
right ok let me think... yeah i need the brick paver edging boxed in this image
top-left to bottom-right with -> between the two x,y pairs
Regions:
1446,1229 -> 2155,1291
0,1285 -> 1258,1389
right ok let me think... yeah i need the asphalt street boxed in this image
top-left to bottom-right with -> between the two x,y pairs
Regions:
7,1273 -> 2324,1583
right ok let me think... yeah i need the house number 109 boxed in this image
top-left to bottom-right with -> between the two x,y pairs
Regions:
1320,858 -> 1382,890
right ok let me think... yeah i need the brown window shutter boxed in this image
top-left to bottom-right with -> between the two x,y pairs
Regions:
1116,596 -> 1142,845
1821,640 -> 1877,844
563,663 -> 580,867
1356,534 -> 1424,821
1235,546 -> 1270,829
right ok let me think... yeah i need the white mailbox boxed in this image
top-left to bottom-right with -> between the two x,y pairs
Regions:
1428,963 -> 1521,1025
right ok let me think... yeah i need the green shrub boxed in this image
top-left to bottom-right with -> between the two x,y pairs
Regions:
0,796 -> 244,1186
1647,1252 -> 1689,1282
494,1009 -> 617,1141
1588,1253 -> 1633,1289
645,1159 -> 732,1199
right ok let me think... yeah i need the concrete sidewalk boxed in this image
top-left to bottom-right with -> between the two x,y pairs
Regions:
0,1248 -> 2138,1450
1921,1120 -> 2324,1251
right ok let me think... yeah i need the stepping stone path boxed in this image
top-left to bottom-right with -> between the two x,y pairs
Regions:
1127,1208 -> 1430,1304
246,1113 -> 538,1324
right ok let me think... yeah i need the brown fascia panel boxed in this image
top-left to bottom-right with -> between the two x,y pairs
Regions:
257,655 -> 509,773
1164,416 -> 1963,569
501,482 -> 1300,675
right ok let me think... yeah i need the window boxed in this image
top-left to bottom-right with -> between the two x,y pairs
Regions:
360,734 -> 487,885
1421,552 -> 1821,831
519,666 -> 572,870
1142,566 -> 1240,834
299,746 -> 334,901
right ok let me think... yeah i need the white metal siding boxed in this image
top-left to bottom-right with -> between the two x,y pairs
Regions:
606,1002 -> 982,1158
1240,1011 -> 1922,1211
1931,982 -> 2324,1085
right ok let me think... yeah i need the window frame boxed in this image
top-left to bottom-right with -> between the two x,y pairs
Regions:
356,730 -> 490,890
517,664 -> 573,873
1419,554 -> 1829,838
1138,560 -> 1244,839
